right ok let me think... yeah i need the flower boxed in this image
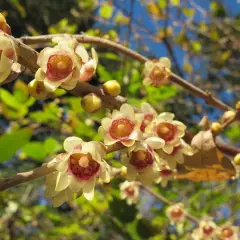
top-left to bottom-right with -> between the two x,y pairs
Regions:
35,39 -> 81,92
136,102 -> 157,132
157,139 -> 193,169
0,13 -> 11,34
166,203 -> 186,224
143,57 -> 171,87
120,181 -> 140,205
45,137 -> 111,207
217,222 -> 239,240
0,33 -> 18,83
191,217 -> 217,240
99,103 -> 142,147
76,46 -> 98,82
120,141 -> 163,185
145,112 -> 186,154
155,161 -> 176,187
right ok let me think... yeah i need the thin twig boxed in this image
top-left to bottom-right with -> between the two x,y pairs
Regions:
19,34 -> 234,112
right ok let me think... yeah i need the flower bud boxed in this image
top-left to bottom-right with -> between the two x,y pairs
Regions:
81,93 -> 102,113
221,111 -> 236,124
234,154 -> 240,166
28,79 -> 48,100
236,101 -> 240,111
103,80 -> 121,96
211,122 -> 222,134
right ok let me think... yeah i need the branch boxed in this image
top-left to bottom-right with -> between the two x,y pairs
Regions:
140,184 -> 200,225
19,34 -> 234,112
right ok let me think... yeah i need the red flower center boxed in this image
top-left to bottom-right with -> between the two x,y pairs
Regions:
222,227 -> 233,238
47,54 -> 73,81
170,208 -> 183,219
140,113 -> 153,132
125,187 -> 135,196
160,169 -> 173,177
156,122 -> 176,142
203,226 -> 214,235
129,149 -> 153,170
109,118 -> 134,141
68,153 -> 100,180
169,145 -> 182,156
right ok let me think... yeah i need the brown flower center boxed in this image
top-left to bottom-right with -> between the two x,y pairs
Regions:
222,227 -> 233,238
203,225 -> 214,235
109,118 -> 134,140
171,208 -> 183,219
140,113 -> 154,132
47,54 -> 73,80
68,153 -> 100,180
149,66 -> 168,87
129,149 -> 153,170
125,187 -> 135,196
156,122 -> 176,142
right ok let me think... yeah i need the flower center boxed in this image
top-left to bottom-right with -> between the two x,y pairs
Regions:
222,227 -> 233,238
129,149 -> 153,170
140,113 -> 154,132
170,208 -> 183,219
203,226 -> 214,235
47,54 -> 73,81
150,66 -> 168,86
169,145 -> 182,156
125,187 -> 135,196
68,153 -> 100,180
109,118 -> 134,140
160,169 -> 173,177
156,122 -> 176,142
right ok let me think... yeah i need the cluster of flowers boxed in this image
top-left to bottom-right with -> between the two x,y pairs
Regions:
45,102 -> 193,207
28,37 -> 98,99
0,13 -> 19,84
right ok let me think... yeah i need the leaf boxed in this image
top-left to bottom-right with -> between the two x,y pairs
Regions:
158,0 -> 167,9
191,41 -> 201,53
114,12 -> 129,25
23,142 -> 47,161
0,89 -> 22,110
183,8 -> 195,17
97,64 -> 113,82
177,130 -> 236,181
170,0 -> 180,6
44,138 -> 61,154
99,3 -> 113,19
0,128 -> 32,162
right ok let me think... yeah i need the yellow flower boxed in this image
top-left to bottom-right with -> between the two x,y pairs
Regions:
143,57 -> 171,87
145,112 -> 186,154
216,222 -> 239,240
45,137 -> 111,207
120,141 -> 162,185
99,103 -> 142,147
120,181 -> 140,205
166,203 -> 186,224
0,32 -> 18,83
35,39 -> 85,92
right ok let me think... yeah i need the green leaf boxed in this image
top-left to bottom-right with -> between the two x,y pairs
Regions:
170,0 -> 180,6
0,128 -> 32,162
99,3 -> 113,19
97,64 -> 113,82
183,8 -> 195,17
0,89 -> 23,110
44,138 -> 61,154
22,142 -> 47,160
191,40 -> 201,53
158,0 -> 167,9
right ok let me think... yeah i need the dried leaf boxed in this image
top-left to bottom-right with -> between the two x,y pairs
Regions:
177,130 -> 236,181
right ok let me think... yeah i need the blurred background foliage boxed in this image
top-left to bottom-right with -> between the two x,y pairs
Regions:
0,0 -> 239,239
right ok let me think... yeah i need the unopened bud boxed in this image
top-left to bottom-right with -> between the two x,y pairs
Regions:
221,111 -> 236,124
234,154 -> 240,166
211,122 -> 222,134
28,79 -> 48,100
236,101 -> 240,111
103,80 -> 121,96
81,93 -> 102,113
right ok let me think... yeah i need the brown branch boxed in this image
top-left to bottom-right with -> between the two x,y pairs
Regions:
19,34 -> 234,112
140,184 -> 200,225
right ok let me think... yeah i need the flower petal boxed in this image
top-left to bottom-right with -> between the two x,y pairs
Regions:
75,45 -> 89,63
55,172 -> 69,191
120,104 -> 135,120
159,57 -> 171,69
83,177 -> 96,201
101,117 -> 112,130
157,112 -> 174,121
145,137 -> 165,149
64,136 -> 83,152
69,177 -> 84,192
163,144 -> 174,154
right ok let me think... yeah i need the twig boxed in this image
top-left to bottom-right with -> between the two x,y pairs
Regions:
18,34 -> 234,112
140,184 -> 200,225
